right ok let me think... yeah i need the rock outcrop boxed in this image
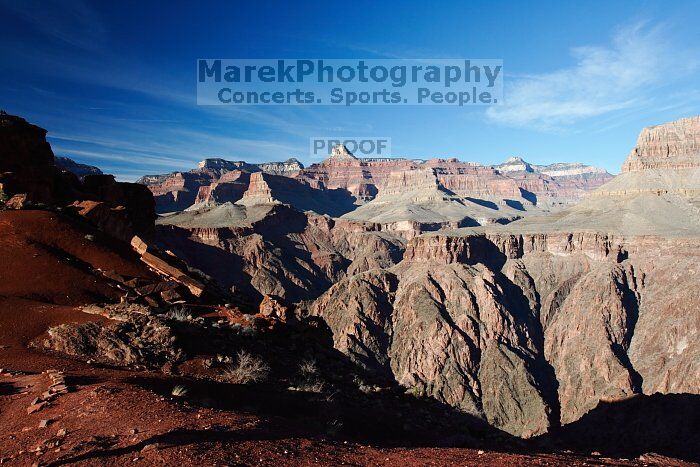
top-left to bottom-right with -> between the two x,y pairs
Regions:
80,174 -> 156,238
0,113 -> 80,204
0,113 -> 156,242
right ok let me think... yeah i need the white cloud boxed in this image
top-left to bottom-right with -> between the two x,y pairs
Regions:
486,22 -> 698,130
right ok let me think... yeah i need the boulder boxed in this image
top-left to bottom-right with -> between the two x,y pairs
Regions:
4,193 -> 29,209
258,295 -> 290,321
71,201 -> 134,242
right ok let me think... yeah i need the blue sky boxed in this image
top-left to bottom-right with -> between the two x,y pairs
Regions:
1,0 -> 699,180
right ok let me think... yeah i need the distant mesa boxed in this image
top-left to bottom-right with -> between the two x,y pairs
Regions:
138,140 -> 612,228
509,115 -> 700,237
55,156 -> 103,179
327,144 -> 359,161
495,156 -> 534,173
197,158 -> 257,172
494,156 -> 609,178
622,116 -> 700,172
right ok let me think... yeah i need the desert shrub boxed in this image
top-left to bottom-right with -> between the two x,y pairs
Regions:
405,384 -> 427,398
298,358 -> 319,377
166,306 -> 191,321
171,384 -> 189,397
354,377 -> 373,394
296,379 -> 326,393
223,351 -> 270,384
294,358 -> 326,393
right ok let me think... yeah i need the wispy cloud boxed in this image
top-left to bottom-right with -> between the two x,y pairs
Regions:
486,22 -> 699,130
0,0 -> 105,51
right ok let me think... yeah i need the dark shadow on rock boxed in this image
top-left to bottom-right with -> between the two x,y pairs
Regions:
617,271 -> 644,392
456,217 -> 481,228
465,197 -> 498,210
519,189 -> 537,205
504,199 -> 526,211
0,381 -> 20,396
46,427 -> 274,466
540,393 -> 700,462
124,315 -> 522,452
153,226 -> 262,307
462,236 -> 509,271
494,269 -> 561,430
262,174 -> 357,218
66,374 -> 105,387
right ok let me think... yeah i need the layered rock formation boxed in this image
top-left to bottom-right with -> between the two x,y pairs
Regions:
342,167 -> 525,230
297,116 -> 700,438
139,158 -> 304,212
298,149 -> 612,207
140,146 -> 610,218
293,148 -> 417,202
156,204 -> 405,303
